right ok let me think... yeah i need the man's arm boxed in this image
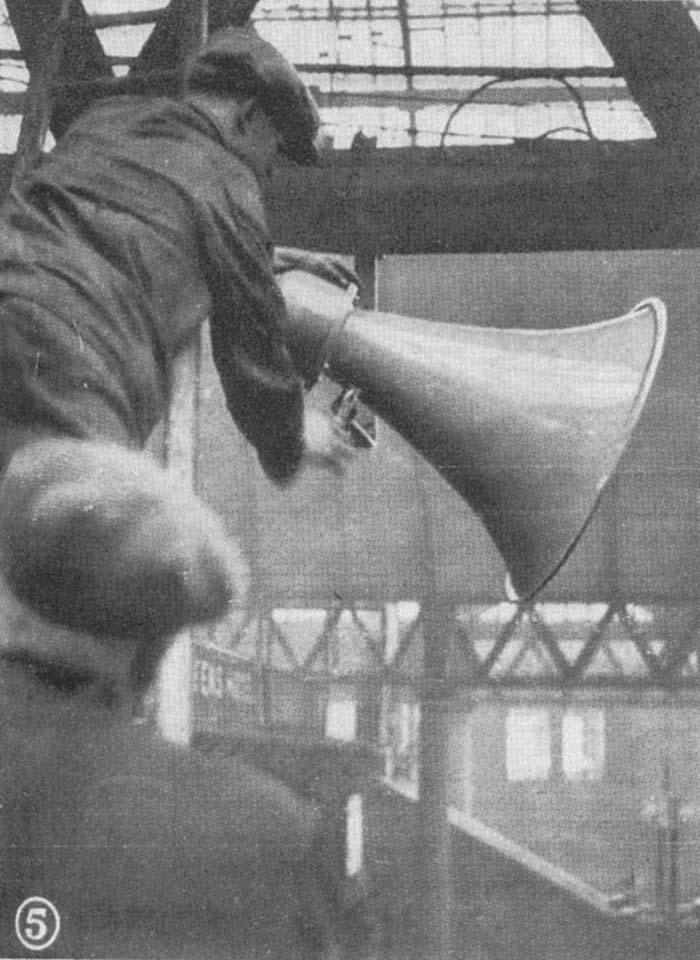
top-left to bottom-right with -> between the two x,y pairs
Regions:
207,226 -> 358,482
208,296 -> 307,483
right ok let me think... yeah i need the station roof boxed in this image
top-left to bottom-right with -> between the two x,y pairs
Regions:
1,1 -> 700,153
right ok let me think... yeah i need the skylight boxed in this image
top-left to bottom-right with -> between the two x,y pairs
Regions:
2,0 -> 693,152
252,0 -> 656,145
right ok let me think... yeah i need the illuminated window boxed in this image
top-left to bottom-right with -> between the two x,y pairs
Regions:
506,708 -> 551,781
325,694 -> 357,742
345,793 -> 363,877
562,709 -> 605,781
386,699 -> 420,786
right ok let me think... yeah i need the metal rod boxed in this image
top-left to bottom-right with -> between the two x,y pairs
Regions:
293,64 -> 621,79
418,602 -> 454,960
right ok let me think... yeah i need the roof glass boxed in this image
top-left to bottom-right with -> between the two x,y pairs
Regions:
2,0 -> 698,151
251,0 -> 657,146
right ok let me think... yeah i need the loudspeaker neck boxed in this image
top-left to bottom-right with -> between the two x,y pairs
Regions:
277,270 -> 357,387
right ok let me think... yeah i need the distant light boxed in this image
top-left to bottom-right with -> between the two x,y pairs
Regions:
345,793 -> 363,877
395,600 -> 420,621
326,696 -> 357,742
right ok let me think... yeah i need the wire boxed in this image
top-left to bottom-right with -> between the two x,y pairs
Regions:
438,72 -> 596,152
317,98 -> 650,147
532,126 -> 590,141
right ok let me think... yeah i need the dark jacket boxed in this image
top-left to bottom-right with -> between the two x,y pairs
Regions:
0,718 -> 351,959
0,94 -> 305,480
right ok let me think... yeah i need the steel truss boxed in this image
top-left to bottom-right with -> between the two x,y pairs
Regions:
196,599 -> 700,690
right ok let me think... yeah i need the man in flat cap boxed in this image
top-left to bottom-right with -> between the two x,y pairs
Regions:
0,22 -> 356,678
0,23 -> 374,960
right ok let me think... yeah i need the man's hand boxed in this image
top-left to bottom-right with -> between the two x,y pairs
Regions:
302,407 -> 356,474
273,247 -> 360,293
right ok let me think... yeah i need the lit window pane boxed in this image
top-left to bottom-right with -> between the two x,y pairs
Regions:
562,709 -> 605,781
345,793 -> 364,877
386,699 -> 420,785
326,696 -> 357,742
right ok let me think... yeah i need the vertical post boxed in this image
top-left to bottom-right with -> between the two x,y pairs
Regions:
155,342 -> 200,744
156,0 -> 210,745
663,758 -> 681,960
447,710 -> 473,814
417,601 -> 453,960
655,817 -> 666,916
658,758 -> 677,922
667,795 -> 680,923
380,603 -> 400,778
661,757 -> 680,944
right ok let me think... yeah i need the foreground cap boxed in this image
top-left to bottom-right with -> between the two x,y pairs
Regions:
186,23 -> 320,165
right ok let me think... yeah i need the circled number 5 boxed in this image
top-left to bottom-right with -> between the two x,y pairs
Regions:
15,897 -> 61,951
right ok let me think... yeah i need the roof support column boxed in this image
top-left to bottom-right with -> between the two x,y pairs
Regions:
579,0 -> 700,144
417,602 -> 454,960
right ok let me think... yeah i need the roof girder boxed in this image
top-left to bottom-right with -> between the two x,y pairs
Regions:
6,0 -> 111,140
6,0 -> 262,137
579,0 -> 700,143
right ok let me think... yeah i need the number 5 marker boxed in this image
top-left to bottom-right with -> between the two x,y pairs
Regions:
15,897 -> 61,951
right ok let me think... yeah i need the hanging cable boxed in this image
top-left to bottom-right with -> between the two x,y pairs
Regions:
438,72 -> 597,153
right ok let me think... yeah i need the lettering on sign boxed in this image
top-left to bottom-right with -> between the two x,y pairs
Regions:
192,654 -> 259,705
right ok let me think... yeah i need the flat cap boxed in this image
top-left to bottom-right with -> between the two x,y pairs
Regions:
186,24 -> 320,165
